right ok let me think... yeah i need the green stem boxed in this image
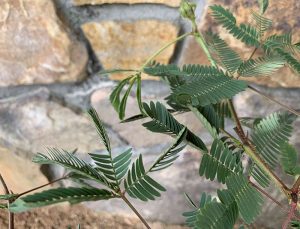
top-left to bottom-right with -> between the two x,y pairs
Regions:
192,26 -> 217,67
244,146 -> 289,194
120,193 -> 151,229
141,32 -> 191,70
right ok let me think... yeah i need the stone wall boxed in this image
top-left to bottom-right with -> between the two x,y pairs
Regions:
0,0 -> 300,227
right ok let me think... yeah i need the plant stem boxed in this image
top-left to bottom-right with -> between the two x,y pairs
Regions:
0,173 -> 14,229
228,100 -> 246,138
243,145 -> 289,195
248,85 -> 300,116
0,174 -> 9,194
249,180 -> 285,209
120,194 -> 151,229
248,47 -> 258,60
193,30 -> 217,67
141,32 -> 191,70
16,176 -> 67,198
292,176 -> 300,193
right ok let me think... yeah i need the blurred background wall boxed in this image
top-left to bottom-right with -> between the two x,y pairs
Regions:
0,0 -> 300,228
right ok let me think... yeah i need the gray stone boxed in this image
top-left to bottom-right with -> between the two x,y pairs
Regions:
0,88 -> 124,159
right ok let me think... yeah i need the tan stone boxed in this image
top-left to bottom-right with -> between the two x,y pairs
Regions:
74,0 -> 180,7
0,146 -> 48,193
82,20 -> 178,80
0,0 -> 88,86
180,0 -> 300,87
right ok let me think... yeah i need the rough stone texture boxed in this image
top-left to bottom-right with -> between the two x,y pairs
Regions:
180,0 -> 300,87
0,0 -> 88,86
0,145 -> 48,193
81,20 -> 178,80
0,204 -> 187,228
86,149 -> 221,224
74,0 -> 181,7
0,88 -> 123,159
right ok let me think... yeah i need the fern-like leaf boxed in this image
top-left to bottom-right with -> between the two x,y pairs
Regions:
275,48 -> 300,74
110,76 -> 134,113
258,0 -> 269,14
143,101 -> 207,152
199,139 -> 243,183
148,128 -> 187,172
251,112 -> 296,187
9,187 -> 115,213
124,155 -> 166,201
183,191 -> 238,229
90,148 -> 132,186
251,11 -> 272,38
226,174 -> 263,224
183,193 -> 216,228
263,33 -> 295,54
88,108 -> 133,187
237,57 -> 285,77
214,100 -> 232,128
172,70 -> 247,107
206,32 -> 242,74
88,108 -> 111,153
33,148 -> 109,186
281,142 -> 300,176
210,5 -> 260,47
189,106 -> 219,138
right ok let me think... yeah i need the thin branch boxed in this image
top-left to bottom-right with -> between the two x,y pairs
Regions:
248,85 -> 300,116
0,173 -> 14,229
228,100 -> 246,138
16,176 -> 68,198
282,202 -> 297,229
249,181 -> 284,209
0,174 -> 9,194
248,47 -> 258,60
291,176 -> 300,193
141,32 -> 191,70
120,194 -> 151,229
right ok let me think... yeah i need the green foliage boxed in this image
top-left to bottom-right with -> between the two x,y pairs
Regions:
171,70 -> 247,107
148,128 -> 187,172
124,155 -> 166,201
33,148 -> 110,187
189,106 -> 218,138
9,108 -> 187,214
5,1 -> 300,228
280,143 -> 300,176
206,32 -> 242,74
250,112 -> 296,187
183,191 -> 238,229
251,11 -> 272,38
90,149 -> 132,186
199,139 -> 243,183
109,74 -> 144,120
226,175 -> 263,224
142,101 -> 207,151
258,0 -> 269,14
237,57 -> 285,77
88,108 -> 111,153
210,5 -> 260,47
9,187 -> 115,213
